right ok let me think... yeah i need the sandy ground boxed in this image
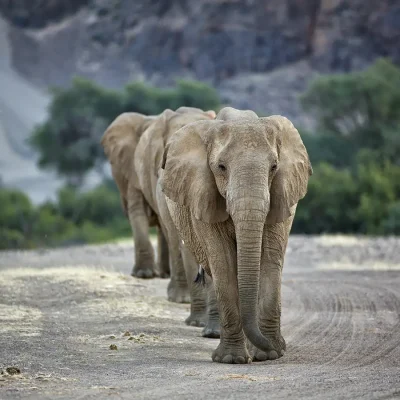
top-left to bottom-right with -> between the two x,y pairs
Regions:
0,234 -> 399,400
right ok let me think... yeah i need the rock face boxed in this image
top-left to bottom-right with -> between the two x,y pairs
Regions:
1,0 -> 399,126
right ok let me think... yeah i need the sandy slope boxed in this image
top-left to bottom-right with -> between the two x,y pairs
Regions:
0,235 -> 399,399
0,17 -> 64,204
0,17 -> 103,204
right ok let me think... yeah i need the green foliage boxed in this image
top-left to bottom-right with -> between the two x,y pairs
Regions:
293,163 -> 360,234
300,130 -> 357,168
381,202 -> 400,235
30,78 -> 220,183
0,182 -> 131,250
293,160 -> 400,235
30,77 -> 122,184
0,189 -> 35,232
300,58 -> 400,166
2,58 -> 397,250
122,80 -> 220,115
293,59 -> 400,235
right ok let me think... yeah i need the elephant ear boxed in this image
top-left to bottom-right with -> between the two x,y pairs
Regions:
160,120 -> 229,224
264,116 -> 313,225
101,112 -> 156,184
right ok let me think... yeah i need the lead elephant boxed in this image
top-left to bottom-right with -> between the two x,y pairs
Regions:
159,107 -> 312,363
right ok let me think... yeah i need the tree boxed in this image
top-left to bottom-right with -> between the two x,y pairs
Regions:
300,58 -> 400,166
30,78 -> 220,184
30,77 -> 122,185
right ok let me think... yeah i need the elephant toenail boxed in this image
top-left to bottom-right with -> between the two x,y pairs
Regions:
268,350 -> 279,359
256,352 -> 268,361
222,355 -> 233,363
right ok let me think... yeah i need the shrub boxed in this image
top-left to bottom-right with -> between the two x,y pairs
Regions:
293,163 -> 359,234
300,58 -> 400,167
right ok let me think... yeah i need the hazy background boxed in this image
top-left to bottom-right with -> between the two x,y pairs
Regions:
0,0 -> 399,249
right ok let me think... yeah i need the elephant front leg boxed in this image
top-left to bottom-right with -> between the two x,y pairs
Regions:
246,222 -> 291,361
246,266 -> 286,361
211,272 -> 250,363
208,245 -> 250,363
127,186 -> 156,279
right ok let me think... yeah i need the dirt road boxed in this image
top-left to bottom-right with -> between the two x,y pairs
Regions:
0,235 -> 399,399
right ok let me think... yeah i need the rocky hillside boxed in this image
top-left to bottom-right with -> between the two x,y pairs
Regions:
1,0 -> 399,127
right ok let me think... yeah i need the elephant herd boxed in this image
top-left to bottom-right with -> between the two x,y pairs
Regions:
101,106 -> 313,364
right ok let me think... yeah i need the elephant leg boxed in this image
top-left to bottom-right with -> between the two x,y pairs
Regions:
127,185 -> 156,279
165,228 -> 190,303
205,237 -> 250,364
157,226 -> 170,278
180,244 -> 207,327
247,217 -> 294,361
201,278 -> 220,339
156,183 -> 190,303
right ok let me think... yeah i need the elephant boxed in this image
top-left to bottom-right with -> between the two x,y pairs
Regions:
101,107 -> 220,337
101,112 -> 167,279
159,107 -> 312,363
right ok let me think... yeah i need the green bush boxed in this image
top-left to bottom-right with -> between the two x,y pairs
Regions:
0,189 -> 35,233
0,182 -> 131,250
30,77 -> 122,185
300,58 -> 400,167
0,228 -> 27,250
381,202 -> 400,235
293,159 -> 400,235
293,163 -> 360,234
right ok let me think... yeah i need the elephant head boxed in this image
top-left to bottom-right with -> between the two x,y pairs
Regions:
160,107 -> 312,353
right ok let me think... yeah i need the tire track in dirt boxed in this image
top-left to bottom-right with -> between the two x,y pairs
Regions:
282,275 -> 400,370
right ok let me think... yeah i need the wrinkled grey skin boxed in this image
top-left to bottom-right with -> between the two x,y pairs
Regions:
160,107 -> 312,363
101,107 -> 220,338
156,179 -> 220,337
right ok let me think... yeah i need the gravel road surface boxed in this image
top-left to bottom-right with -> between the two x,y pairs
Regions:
1,235 -> 399,399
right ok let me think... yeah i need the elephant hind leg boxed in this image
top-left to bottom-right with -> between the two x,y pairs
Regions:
127,184 -> 156,279
156,182 -> 189,303
157,226 -> 170,278
202,278 -> 220,339
181,245 -> 207,326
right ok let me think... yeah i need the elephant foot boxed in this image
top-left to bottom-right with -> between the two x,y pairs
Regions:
157,262 -> 171,279
157,270 -> 170,279
201,318 -> 220,339
167,280 -> 190,303
131,265 -> 156,279
212,342 -> 251,364
246,333 -> 286,362
185,312 -> 206,327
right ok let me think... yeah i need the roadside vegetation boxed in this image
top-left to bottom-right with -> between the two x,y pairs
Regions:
1,59 -> 399,249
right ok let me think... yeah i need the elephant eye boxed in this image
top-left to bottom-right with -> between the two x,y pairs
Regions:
271,163 -> 277,172
218,163 -> 226,172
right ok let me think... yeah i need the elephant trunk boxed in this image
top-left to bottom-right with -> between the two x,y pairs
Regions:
229,176 -> 274,351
